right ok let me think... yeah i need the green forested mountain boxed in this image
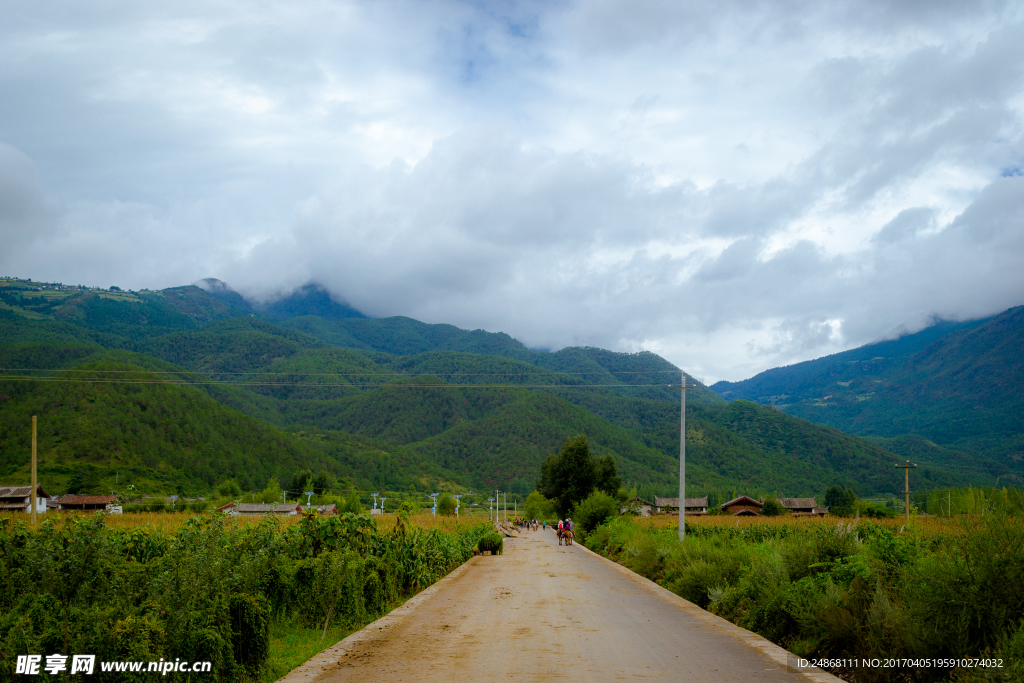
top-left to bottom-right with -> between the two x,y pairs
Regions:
711,306 -> 1024,483
0,277 -> 1002,498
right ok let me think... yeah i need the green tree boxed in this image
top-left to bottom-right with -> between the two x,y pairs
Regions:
524,491 -> 557,521
825,485 -> 857,516
216,479 -> 242,497
66,466 -> 102,495
536,435 -> 599,517
761,495 -> 786,516
312,471 -> 332,495
258,477 -> 282,504
595,455 -> 623,496
570,491 -> 619,533
437,494 -> 457,516
338,491 -> 363,514
289,468 -> 313,497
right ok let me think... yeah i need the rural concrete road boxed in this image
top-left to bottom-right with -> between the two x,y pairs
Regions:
281,527 -> 841,683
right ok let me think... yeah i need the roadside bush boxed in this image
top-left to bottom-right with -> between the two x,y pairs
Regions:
664,559 -> 726,608
229,593 -> 270,675
570,491 -> 618,534
476,533 -> 504,555
584,514 -> 1024,682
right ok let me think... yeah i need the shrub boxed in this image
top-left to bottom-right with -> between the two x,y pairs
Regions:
857,502 -> 896,518
570,491 -> 619,534
761,496 -> 786,516
664,560 -> 726,608
229,593 -> 270,674
437,494 -> 457,516
475,533 -> 504,555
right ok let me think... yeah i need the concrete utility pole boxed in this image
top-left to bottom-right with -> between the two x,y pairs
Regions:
31,416 -> 37,527
896,461 -> 917,522
670,375 -> 697,541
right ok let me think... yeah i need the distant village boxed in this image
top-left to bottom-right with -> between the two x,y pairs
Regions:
1,485 -> 828,518
624,495 -> 828,517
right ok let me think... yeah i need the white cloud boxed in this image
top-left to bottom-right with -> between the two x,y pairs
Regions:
1,0 -> 1023,381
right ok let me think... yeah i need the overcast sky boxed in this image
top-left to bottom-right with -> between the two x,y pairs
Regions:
2,1 -> 1023,382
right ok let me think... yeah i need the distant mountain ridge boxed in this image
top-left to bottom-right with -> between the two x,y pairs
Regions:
196,279 -> 366,321
712,306 -> 1024,480
1,275 -> 1006,498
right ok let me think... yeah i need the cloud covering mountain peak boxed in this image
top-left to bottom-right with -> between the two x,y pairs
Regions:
2,0 -> 1023,381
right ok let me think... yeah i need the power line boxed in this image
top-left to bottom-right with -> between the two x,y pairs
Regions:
0,368 -> 685,377
0,375 -> 678,389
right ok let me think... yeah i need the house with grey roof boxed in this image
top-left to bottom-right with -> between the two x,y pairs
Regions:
0,485 -> 49,514
653,496 -> 709,515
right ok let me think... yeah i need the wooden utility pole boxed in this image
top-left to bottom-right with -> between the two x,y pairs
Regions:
896,461 -> 917,522
30,416 -> 38,527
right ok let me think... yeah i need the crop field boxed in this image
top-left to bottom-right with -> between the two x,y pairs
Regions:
584,513 -> 1024,682
0,511 -> 494,682
641,512 -> 965,536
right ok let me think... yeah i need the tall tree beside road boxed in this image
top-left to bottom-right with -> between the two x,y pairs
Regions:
537,435 -> 621,517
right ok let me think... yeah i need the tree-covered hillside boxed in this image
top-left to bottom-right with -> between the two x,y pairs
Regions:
1,277 -> 1004,499
711,306 -> 1024,482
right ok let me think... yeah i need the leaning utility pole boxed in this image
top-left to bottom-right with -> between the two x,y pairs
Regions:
30,416 -> 38,527
896,461 -> 917,522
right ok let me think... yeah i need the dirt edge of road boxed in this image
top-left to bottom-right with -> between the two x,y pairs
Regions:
572,538 -> 845,683
273,557 -> 480,683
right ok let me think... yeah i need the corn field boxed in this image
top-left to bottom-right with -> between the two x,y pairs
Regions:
0,511 -> 492,682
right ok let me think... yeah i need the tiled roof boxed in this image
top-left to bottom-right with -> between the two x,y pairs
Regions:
721,496 -> 763,508
654,496 -> 709,508
778,498 -> 818,509
0,485 -> 50,499
300,504 -> 338,513
234,503 -> 302,514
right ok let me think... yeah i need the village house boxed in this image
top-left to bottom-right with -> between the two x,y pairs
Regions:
300,503 -> 338,515
0,485 -> 49,514
653,496 -> 709,515
777,498 -> 829,516
54,494 -> 119,511
620,496 -> 653,516
721,495 -> 764,516
217,502 -> 303,516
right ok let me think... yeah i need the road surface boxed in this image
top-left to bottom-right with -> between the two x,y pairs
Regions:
281,526 -> 840,683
